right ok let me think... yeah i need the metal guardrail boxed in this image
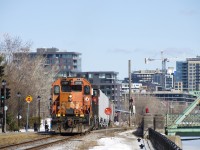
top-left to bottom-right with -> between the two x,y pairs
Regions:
149,128 -> 182,150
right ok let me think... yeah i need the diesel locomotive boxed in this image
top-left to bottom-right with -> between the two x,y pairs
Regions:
51,77 -> 100,133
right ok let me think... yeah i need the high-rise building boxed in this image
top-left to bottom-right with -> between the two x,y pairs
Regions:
175,56 -> 200,91
28,48 -> 82,77
132,70 -> 161,84
131,69 -> 174,91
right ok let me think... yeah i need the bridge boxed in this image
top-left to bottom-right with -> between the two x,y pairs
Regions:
165,91 -> 200,136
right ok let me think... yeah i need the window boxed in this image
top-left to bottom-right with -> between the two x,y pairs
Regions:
54,85 -> 60,95
99,74 -> 105,78
101,79 -> 106,83
61,84 -> 71,92
84,85 -> 90,95
72,85 -> 82,91
93,89 -> 99,96
62,84 -> 82,92
88,74 -> 93,78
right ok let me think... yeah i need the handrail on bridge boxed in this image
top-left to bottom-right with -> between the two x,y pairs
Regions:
149,128 -> 182,150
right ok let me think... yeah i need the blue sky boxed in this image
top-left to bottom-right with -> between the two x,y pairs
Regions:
0,0 -> 199,79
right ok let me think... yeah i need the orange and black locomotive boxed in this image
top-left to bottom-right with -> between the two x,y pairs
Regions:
51,77 -> 99,133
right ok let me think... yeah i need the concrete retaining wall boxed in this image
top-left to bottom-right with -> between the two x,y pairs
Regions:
143,113 -> 154,138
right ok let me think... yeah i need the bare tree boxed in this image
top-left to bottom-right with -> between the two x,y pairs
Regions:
134,94 -> 168,127
0,34 -> 53,129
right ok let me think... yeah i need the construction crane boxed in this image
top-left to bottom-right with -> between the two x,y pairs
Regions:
145,51 -> 175,90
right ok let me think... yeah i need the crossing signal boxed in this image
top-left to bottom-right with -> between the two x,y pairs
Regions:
0,66 -> 4,77
6,88 -> 11,99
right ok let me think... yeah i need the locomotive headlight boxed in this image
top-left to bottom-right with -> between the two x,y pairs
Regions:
68,94 -> 73,102
84,97 -> 90,102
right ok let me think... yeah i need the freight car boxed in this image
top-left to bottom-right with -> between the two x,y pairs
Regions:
50,77 -> 110,133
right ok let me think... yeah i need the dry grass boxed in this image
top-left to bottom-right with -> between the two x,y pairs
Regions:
0,132 -> 48,146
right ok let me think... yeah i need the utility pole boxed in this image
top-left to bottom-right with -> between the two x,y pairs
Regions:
161,51 -> 166,90
37,96 -> 41,132
128,60 -> 131,127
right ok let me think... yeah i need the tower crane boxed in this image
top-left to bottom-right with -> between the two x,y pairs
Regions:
145,51 -> 176,90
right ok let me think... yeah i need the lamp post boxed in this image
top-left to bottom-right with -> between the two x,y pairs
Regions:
37,96 -> 41,131
17,92 -> 21,129
49,98 -> 52,117
2,79 -> 6,133
128,60 -> 131,127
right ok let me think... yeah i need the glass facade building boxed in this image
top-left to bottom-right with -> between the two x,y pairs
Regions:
175,56 -> 200,91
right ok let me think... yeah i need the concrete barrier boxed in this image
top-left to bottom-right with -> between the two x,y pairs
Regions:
143,113 -> 154,138
154,114 -> 165,133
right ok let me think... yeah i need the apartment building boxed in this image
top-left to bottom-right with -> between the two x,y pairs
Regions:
175,56 -> 200,91
131,69 -> 174,91
76,71 -> 121,109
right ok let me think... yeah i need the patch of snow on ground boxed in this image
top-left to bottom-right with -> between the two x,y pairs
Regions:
90,137 -> 132,150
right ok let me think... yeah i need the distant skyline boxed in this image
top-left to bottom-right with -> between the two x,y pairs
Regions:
0,0 -> 199,79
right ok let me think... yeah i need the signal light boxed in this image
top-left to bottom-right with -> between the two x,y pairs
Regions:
0,66 -> 4,77
1,88 -> 4,107
6,88 -> 11,99
1,88 -> 4,100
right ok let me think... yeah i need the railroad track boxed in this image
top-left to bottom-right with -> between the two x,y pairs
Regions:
0,134 -> 80,150
0,128 -> 130,150
25,135 -> 77,150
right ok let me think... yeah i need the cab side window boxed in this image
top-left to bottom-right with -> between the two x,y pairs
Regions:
54,85 -> 60,95
84,85 -> 90,95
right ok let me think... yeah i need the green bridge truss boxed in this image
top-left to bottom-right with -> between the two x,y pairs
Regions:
166,91 -> 200,136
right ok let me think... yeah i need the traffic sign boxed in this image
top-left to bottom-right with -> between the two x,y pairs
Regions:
26,95 -> 33,103
16,115 -> 22,119
4,106 -> 8,111
105,107 -> 112,115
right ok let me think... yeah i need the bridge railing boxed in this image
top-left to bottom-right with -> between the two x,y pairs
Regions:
149,128 -> 182,150
165,114 -> 200,127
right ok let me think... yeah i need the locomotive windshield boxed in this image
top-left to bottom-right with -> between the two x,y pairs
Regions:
61,81 -> 82,92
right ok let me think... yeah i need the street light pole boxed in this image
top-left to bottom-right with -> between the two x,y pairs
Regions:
17,92 -> 21,129
37,96 -> 41,131
128,60 -> 131,127
49,98 -> 52,117
2,79 -> 6,133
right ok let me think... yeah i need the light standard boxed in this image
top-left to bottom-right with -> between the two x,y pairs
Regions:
2,79 -> 6,133
37,96 -> 41,131
17,92 -> 21,129
49,98 -> 52,117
